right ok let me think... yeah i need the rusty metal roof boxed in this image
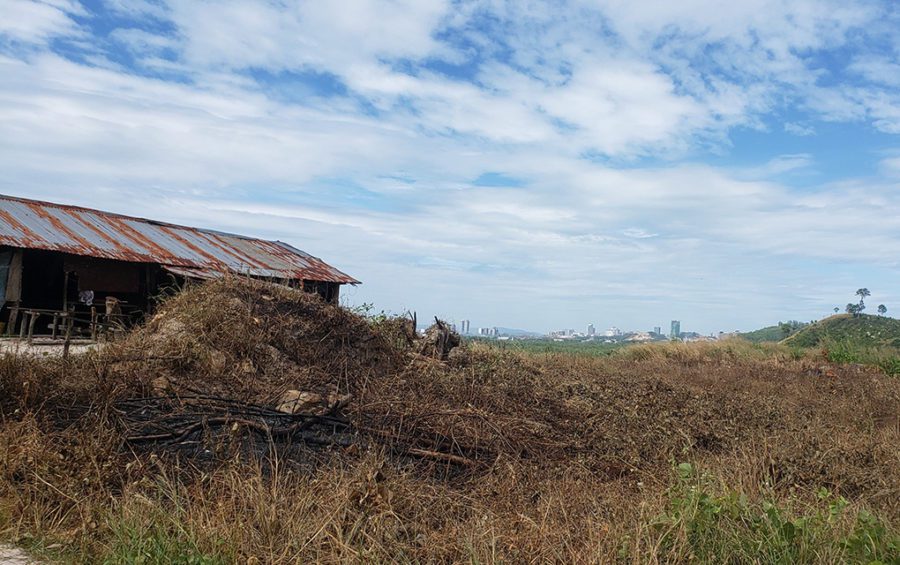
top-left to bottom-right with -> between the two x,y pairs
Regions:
0,194 -> 359,284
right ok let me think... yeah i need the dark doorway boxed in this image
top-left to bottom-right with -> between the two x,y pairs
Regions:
21,249 -> 66,311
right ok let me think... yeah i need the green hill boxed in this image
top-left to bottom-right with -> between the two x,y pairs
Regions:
739,320 -> 807,343
781,314 -> 900,348
739,325 -> 784,342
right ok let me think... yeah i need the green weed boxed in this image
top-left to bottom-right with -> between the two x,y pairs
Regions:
100,499 -> 231,565
822,338 -> 900,376
650,463 -> 899,564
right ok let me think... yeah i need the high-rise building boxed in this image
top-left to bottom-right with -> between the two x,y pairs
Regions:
653,326 -> 662,335
670,320 -> 681,338
587,324 -> 595,336
460,319 -> 470,334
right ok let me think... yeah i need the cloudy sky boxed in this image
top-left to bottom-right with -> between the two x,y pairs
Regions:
2,0 -> 899,333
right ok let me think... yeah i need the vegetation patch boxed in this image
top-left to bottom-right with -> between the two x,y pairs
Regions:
1,278 -> 898,562
784,314 -> 900,349
740,320 -> 809,343
646,463 -> 899,564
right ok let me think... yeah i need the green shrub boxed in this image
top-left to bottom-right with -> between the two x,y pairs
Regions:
821,338 -> 900,377
650,463 -> 899,564
877,356 -> 900,377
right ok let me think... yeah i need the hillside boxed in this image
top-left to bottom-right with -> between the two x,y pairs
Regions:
782,313 -> 900,348
739,320 -> 808,343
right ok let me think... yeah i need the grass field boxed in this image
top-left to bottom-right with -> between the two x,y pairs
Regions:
0,279 -> 897,563
475,337 -> 628,356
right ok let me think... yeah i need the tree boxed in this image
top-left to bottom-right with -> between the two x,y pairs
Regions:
878,304 -> 887,316
833,307 -> 839,314
851,288 -> 870,316
856,288 -> 870,305
778,320 -> 806,337
846,303 -> 861,317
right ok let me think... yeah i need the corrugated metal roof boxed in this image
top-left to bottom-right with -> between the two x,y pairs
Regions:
0,194 -> 360,284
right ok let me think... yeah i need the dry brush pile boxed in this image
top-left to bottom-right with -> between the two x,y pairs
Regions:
0,278 -> 898,563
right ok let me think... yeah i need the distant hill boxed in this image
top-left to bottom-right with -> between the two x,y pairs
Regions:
740,325 -> 786,343
740,320 -> 807,343
781,314 -> 900,348
495,327 -> 543,337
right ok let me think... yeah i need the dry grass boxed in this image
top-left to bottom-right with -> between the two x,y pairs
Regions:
0,277 -> 898,563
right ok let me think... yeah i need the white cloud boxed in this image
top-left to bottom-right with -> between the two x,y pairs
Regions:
169,0 -> 451,73
0,0 -> 84,44
738,154 -> 815,179
109,27 -> 177,54
784,122 -> 815,136
1,0 -> 900,331
880,155 -> 900,177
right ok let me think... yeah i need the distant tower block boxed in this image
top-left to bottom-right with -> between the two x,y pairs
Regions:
670,320 -> 681,338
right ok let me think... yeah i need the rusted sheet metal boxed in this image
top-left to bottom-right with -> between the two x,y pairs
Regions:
161,265 -> 222,281
0,195 -> 360,284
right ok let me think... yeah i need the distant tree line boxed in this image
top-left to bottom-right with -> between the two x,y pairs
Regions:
778,320 -> 808,338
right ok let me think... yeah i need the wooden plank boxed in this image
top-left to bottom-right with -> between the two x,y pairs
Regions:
6,249 -> 22,302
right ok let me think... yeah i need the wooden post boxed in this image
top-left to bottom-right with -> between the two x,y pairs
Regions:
62,271 -> 69,313
63,314 -> 72,358
90,306 -> 97,341
6,251 -> 23,336
27,312 -> 38,344
51,312 -> 59,340
19,311 -> 27,339
7,303 -> 19,336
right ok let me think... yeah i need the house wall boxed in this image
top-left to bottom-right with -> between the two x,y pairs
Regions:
303,280 -> 340,304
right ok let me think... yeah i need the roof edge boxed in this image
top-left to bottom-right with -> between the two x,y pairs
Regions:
0,193 -> 256,241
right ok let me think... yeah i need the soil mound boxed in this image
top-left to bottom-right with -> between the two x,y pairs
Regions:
114,277 -> 403,403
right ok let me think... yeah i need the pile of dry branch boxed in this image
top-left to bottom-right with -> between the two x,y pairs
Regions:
38,277 -> 479,470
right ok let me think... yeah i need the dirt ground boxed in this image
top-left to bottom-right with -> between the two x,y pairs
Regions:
0,546 -> 37,565
0,338 -> 98,357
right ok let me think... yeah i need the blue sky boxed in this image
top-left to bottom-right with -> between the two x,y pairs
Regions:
1,0 -> 899,333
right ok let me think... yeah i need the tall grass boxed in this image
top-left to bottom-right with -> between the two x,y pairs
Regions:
614,339 -> 802,364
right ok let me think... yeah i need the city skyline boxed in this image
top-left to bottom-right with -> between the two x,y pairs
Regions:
452,315 -> 738,337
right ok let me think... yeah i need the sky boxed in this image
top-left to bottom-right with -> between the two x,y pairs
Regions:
1,0 -> 899,334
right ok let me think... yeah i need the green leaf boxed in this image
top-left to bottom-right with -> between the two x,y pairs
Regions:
676,462 -> 694,479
